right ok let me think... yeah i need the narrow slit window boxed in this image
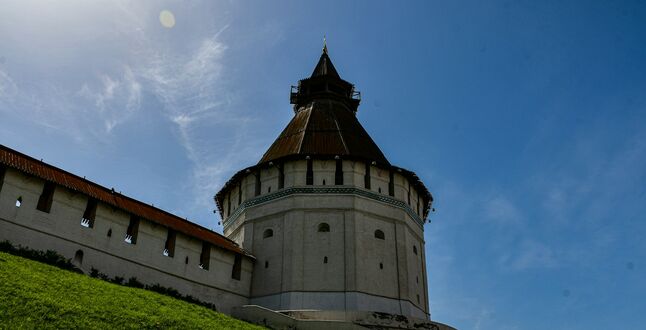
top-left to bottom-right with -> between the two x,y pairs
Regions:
335,159 -> 343,185
407,183 -> 411,205
364,162 -> 371,189
0,165 -> 6,194
81,198 -> 97,228
15,196 -> 22,208
36,181 -> 56,213
322,179 -> 326,186
199,242 -> 210,270
238,183 -> 242,205
278,164 -> 285,189
263,228 -> 273,238
413,245 -> 418,255
374,229 -> 385,240
254,171 -> 261,196
388,170 -> 394,196
265,260 -> 269,268
231,254 -> 242,280
163,229 -> 176,257
227,193 -> 231,217
306,158 -> 313,185
323,256 -> 328,264
379,262 -> 384,269
125,216 -> 140,244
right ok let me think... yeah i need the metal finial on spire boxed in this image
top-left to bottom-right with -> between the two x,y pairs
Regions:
323,35 -> 328,54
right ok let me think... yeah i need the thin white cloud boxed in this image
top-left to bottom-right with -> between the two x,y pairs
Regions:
136,29 -> 264,225
0,69 -> 18,100
500,239 -> 558,271
78,66 -> 142,132
484,194 -> 524,226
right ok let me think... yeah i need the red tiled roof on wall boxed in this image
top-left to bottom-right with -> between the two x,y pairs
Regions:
0,144 -> 253,259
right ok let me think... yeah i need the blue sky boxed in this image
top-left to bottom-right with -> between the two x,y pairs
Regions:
1,1 -> 645,328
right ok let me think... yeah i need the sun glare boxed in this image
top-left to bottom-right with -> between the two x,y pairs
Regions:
159,10 -> 175,28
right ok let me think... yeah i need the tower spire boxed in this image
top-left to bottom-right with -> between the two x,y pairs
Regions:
323,35 -> 328,54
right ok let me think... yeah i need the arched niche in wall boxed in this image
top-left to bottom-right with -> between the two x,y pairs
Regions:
317,223 -> 330,232
73,250 -> 84,266
374,229 -> 385,240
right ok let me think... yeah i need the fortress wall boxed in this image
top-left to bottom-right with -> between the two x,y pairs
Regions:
0,168 -> 252,314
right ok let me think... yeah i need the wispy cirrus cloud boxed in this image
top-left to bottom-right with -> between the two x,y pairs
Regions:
484,194 -> 524,226
78,66 -> 142,132
137,30 -> 263,220
0,69 -> 18,99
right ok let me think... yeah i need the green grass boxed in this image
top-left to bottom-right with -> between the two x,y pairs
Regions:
0,251 -> 264,329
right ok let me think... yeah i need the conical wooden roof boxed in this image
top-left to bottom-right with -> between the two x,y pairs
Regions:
310,52 -> 340,79
259,51 -> 389,165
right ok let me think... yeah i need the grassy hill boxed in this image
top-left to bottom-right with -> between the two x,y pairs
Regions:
0,251 -> 264,329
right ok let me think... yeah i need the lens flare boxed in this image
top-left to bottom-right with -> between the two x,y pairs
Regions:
159,10 -> 175,28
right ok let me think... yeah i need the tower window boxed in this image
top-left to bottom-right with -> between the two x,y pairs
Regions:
335,159 -> 343,185
263,228 -> 274,238
306,158 -> 313,185
81,198 -> 97,228
36,182 -> 56,213
413,245 -> 418,255
199,242 -> 210,270
388,170 -> 394,196
15,196 -> 22,208
227,193 -> 231,216
278,164 -> 285,189
379,262 -> 383,269
374,229 -> 385,240
238,183 -> 242,205
265,261 -> 269,268
185,256 -> 189,264
364,162 -> 371,189
268,186 -> 271,193
322,179 -> 326,186
318,223 -> 330,232
254,171 -> 261,196
0,165 -> 6,193
323,256 -> 328,264
378,187 -> 382,194
163,229 -> 176,257
232,254 -> 242,280
125,216 -> 139,244
107,228 -> 112,237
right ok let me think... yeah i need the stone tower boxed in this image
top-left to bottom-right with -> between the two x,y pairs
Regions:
215,47 -> 433,320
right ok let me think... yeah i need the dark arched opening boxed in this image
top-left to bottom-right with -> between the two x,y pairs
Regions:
374,229 -> 385,240
73,250 -> 84,266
